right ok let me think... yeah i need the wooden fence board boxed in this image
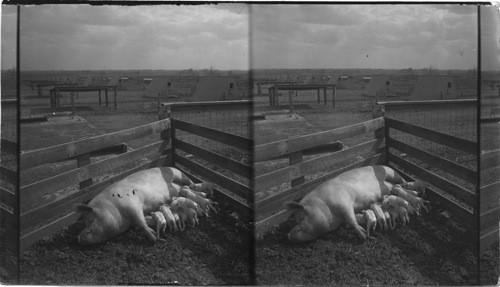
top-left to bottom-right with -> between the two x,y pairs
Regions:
481,205 -> 499,232
0,187 -> 16,209
1,138 -> 17,155
21,141 -> 169,209
386,118 -> 477,155
255,138 -> 384,192
21,153 -> 172,231
0,166 -> 17,186
174,139 -> 252,179
21,119 -> 170,169
174,154 -> 253,203
480,181 -> 500,213
387,137 -> 477,184
388,152 -> 476,208
255,117 -> 384,162
179,168 -> 253,221
481,149 -> 500,171
172,119 -> 252,150
389,164 -> 475,229
256,153 -> 385,217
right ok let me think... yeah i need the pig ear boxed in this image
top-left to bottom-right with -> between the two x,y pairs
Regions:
285,201 -> 304,210
75,204 -> 94,213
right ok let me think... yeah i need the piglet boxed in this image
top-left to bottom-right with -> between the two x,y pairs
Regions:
171,197 -> 200,227
391,185 -> 429,213
151,211 -> 166,240
179,186 -> 218,215
382,195 -> 410,211
383,209 -> 393,230
397,206 -> 410,226
171,209 -> 187,231
401,180 -> 426,196
362,209 -> 377,237
159,204 -> 178,233
370,203 -> 388,231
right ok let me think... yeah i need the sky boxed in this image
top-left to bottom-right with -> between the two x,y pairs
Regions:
16,4 -> 249,71
2,4 -> 499,71
2,5 -> 17,71
481,5 -> 500,71
251,4 -> 480,70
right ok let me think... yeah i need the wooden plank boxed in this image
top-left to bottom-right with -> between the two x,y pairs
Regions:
480,181 -> 500,213
178,168 -> 253,221
255,117 -> 384,162
20,141 -> 163,206
256,153 -> 385,217
21,211 -> 80,251
480,206 -> 499,232
480,226 -> 499,252
385,117 -> 477,155
389,165 -> 475,229
380,99 -> 477,107
481,149 -> 500,171
174,154 -> 253,203
0,187 -> 16,209
1,138 -> 17,155
21,118 -> 170,169
388,152 -> 477,208
167,100 -> 252,109
174,139 -> 252,179
255,138 -> 384,192
21,153 -> 172,231
21,141 -> 169,213
0,166 -> 17,186
172,119 -> 252,150
387,137 -> 477,184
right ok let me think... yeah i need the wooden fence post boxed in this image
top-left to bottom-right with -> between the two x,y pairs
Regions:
77,154 -> 93,189
290,151 -> 304,187
332,86 -> 336,108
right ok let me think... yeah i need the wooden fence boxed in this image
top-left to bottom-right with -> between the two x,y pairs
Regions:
254,117 -> 386,236
1,138 -> 18,232
255,103 -> 478,238
20,100 -> 253,250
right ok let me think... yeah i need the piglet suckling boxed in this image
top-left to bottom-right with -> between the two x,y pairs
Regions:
397,206 -> 410,226
381,195 -> 410,211
159,204 -> 178,233
151,211 -> 167,240
362,209 -> 377,237
390,185 -> 429,213
370,203 -> 388,231
179,186 -> 218,216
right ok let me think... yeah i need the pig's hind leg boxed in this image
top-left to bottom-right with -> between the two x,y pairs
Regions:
344,206 -> 367,240
131,209 -> 157,241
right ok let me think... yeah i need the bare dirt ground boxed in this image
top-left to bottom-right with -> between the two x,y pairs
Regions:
19,110 -> 253,285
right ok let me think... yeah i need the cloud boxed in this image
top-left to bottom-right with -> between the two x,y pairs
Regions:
19,4 -> 249,70
251,4 -> 478,70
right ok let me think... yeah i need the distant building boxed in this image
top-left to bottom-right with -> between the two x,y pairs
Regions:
410,75 -> 455,100
191,76 -> 239,102
363,76 -> 390,97
145,76 -> 172,99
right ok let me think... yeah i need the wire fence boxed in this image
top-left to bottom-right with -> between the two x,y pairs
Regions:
163,101 -> 252,166
380,100 -> 477,173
